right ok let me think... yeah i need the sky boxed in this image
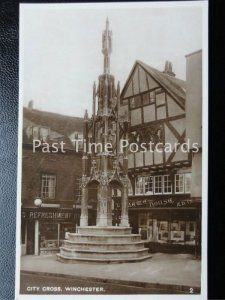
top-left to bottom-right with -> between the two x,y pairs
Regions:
20,2 -> 204,117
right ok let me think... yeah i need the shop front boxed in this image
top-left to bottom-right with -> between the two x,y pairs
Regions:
21,208 -> 80,255
113,195 -> 201,254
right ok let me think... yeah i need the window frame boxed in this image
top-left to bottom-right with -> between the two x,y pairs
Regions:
184,173 -> 191,194
144,176 -> 154,195
175,174 -> 184,194
135,176 -> 145,195
154,175 -> 163,195
163,175 -> 172,194
41,174 -> 57,200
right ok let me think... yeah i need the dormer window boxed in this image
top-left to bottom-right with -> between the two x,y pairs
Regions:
32,126 -> 49,142
32,126 -> 39,140
40,127 -> 49,142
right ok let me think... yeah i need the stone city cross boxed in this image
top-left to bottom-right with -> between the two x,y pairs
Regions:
57,19 -> 151,263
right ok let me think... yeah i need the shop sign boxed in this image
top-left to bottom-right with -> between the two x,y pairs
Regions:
22,209 -> 76,220
115,197 -> 194,209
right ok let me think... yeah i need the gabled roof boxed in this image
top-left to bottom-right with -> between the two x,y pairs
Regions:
121,60 -> 186,108
23,107 -> 83,149
23,107 -> 83,135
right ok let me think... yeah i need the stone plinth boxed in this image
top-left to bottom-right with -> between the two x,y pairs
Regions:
57,226 -> 152,263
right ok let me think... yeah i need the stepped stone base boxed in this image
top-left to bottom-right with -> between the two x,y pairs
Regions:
57,226 -> 152,263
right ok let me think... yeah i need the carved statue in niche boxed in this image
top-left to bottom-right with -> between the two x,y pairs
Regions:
108,127 -> 116,145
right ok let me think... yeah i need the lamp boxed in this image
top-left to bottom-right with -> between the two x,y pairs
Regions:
34,197 -> 42,207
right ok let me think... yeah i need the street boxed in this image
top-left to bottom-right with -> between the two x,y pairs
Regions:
20,273 -> 183,295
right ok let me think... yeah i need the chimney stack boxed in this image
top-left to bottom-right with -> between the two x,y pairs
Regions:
163,61 -> 176,77
28,100 -> 34,110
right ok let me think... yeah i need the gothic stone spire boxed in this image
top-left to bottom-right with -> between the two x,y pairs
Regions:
102,18 -> 112,74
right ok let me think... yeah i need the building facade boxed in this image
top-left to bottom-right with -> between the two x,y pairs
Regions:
20,105 -> 96,255
113,56 -> 202,253
20,52 -> 202,256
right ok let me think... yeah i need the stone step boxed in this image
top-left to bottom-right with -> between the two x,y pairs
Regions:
77,226 -> 132,235
63,240 -> 145,251
67,234 -> 141,243
59,247 -> 149,259
56,253 -> 152,264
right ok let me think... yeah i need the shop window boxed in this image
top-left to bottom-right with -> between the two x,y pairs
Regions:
154,176 -> 163,194
159,221 -> 168,231
179,221 -> 186,231
189,222 -> 195,232
41,174 -> 56,199
40,223 -> 58,249
171,231 -> 184,242
139,212 -> 148,240
171,221 -> 179,231
144,176 -> 154,195
163,175 -> 172,194
185,221 -> 196,244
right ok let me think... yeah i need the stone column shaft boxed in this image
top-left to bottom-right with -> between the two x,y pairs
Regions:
120,184 -> 129,227
107,188 -> 112,226
34,220 -> 39,256
97,183 -> 108,227
80,185 -> 88,226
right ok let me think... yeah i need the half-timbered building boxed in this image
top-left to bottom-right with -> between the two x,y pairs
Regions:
113,58 -> 201,252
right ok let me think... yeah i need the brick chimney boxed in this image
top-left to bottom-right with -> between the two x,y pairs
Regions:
163,61 -> 176,77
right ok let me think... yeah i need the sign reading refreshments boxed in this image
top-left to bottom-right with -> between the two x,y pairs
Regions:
22,208 -> 77,221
